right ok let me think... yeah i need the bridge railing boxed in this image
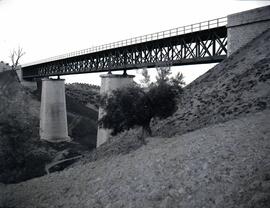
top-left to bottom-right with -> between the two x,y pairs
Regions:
23,17 -> 227,67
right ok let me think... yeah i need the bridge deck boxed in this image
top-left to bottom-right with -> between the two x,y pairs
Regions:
22,17 -> 227,79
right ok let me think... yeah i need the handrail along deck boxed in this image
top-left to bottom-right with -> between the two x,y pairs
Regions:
23,17 -> 227,67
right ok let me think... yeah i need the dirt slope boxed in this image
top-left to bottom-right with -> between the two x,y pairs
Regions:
154,28 -> 270,137
1,110 -> 269,208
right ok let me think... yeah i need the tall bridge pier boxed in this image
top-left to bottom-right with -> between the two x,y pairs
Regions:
97,73 -> 135,147
40,78 -> 70,142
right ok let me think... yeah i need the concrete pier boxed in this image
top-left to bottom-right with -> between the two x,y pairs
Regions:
40,78 -> 70,142
97,73 -> 135,147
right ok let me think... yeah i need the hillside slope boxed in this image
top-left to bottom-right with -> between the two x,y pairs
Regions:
1,110 -> 269,208
0,71 -> 98,183
0,70 -> 40,132
154,28 -> 270,137
0,70 -> 43,183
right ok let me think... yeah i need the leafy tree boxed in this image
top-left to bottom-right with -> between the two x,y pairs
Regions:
169,72 -> 185,95
155,66 -> 185,96
99,67 -> 185,143
155,66 -> 172,84
170,72 -> 185,87
140,68 -> 151,87
99,85 -> 151,139
148,82 -> 178,121
99,79 -> 182,143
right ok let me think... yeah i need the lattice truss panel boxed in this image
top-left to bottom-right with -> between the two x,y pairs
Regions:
22,27 -> 227,78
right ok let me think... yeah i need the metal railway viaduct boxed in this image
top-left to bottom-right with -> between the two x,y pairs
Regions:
18,6 -> 270,147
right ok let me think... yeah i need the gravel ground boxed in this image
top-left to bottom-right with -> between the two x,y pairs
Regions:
1,110 -> 270,208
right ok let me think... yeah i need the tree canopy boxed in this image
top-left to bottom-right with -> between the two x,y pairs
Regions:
99,67 -> 185,142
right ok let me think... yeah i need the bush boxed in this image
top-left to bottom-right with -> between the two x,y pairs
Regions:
99,82 -> 180,142
99,85 -> 147,136
148,82 -> 178,120
0,120 -> 53,183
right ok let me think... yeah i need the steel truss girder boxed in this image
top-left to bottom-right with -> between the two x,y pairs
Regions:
22,27 -> 227,79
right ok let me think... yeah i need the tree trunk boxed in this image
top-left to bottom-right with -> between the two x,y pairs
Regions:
145,124 -> 152,137
138,125 -> 152,145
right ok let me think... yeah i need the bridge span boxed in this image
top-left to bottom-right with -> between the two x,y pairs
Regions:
22,17 -> 227,79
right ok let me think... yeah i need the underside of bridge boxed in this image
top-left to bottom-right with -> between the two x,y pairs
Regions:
22,26 -> 227,79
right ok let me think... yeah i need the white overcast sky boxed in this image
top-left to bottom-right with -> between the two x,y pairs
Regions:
0,0 -> 270,85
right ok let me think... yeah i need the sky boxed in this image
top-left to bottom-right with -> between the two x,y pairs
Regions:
0,0 -> 270,85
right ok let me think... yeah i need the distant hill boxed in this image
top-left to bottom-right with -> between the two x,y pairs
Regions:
66,83 -> 100,111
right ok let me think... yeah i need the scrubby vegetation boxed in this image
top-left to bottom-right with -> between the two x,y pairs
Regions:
0,119 -> 52,183
66,83 -> 100,110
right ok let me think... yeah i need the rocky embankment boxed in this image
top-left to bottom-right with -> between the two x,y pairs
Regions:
154,28 -> 270,137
